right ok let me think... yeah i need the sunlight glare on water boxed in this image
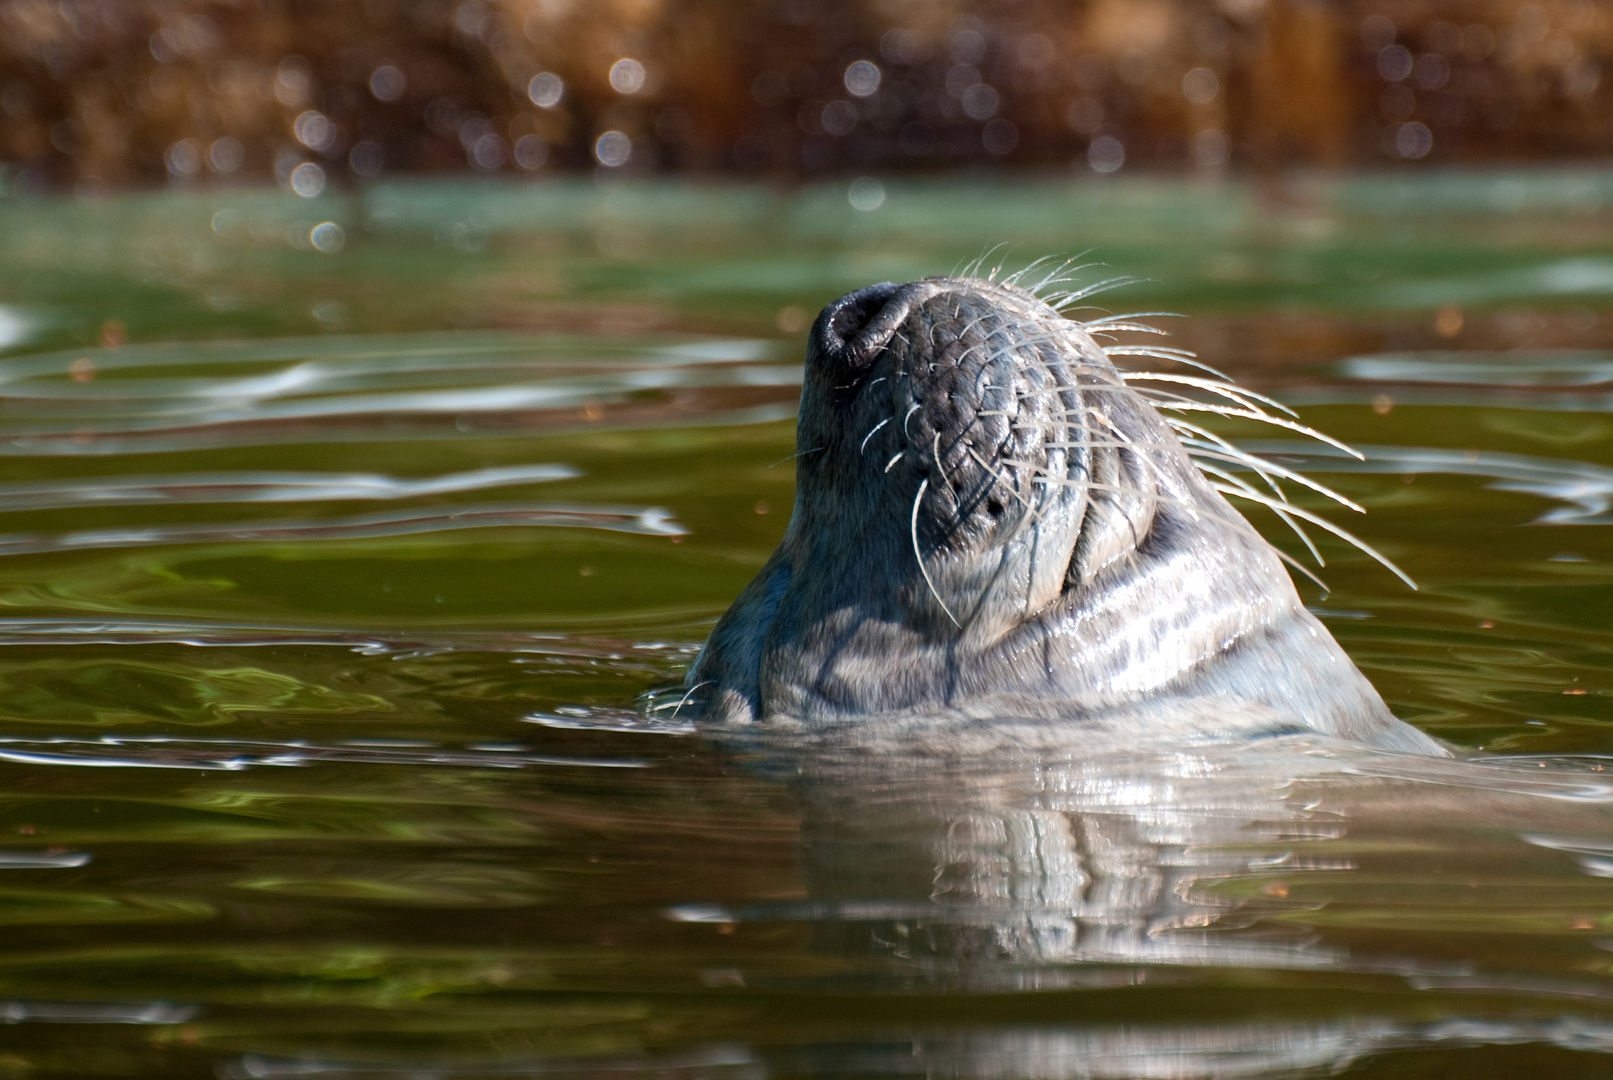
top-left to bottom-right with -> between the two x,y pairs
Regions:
1,174 -> 1613,1077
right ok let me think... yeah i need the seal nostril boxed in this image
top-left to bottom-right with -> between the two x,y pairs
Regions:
812,282 -> 907,376
827,282 -> 903,344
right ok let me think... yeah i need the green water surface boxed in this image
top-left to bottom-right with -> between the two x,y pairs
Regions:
0,172 -> 1612,1077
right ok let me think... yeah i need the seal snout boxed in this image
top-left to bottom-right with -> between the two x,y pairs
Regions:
810,281 -> 907,371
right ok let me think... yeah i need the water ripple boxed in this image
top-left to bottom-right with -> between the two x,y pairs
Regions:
1292,349 -> 1613,410
0,735 -> 646,771
1243,441 -> 1613,525
0,464 -> 577,513
0,501 -> 684,556
0,331 -> 799,444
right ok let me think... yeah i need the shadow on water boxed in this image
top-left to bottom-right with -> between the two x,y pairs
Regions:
2,173 -> 1613,1075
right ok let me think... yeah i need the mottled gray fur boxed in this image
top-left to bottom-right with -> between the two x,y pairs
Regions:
683,277 -> 1443,755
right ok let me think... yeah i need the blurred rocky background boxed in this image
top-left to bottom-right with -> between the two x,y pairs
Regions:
1,0 -> 1609,193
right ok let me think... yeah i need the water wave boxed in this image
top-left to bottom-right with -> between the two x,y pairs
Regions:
0,734 -> 646,771
0,501 -> 683,556
0,331 -> 798,444
1243,440 -> 1613,525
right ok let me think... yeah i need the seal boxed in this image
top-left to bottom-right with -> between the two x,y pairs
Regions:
681,275 -> 1444,756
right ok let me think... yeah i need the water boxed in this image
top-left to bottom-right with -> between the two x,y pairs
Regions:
2,172 -> 1613,1076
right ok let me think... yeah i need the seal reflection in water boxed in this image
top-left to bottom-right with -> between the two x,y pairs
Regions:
654,277 -> 1613,1073
684,275 -> 1441,755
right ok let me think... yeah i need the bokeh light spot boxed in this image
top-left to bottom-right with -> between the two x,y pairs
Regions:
208,138 -> 243,174
369,65 -> 407,103
165,140 -> 200,177
1378,45 -> 1413,82
471,133 -> 507,170
822,100 -> 858,136
309,222 -> 345,253
1182,68 -> 1219,104
880,29 -> 918,65
848,177 -> 885,211
1413,54 -> 1450,90
844,61 -> 881,97
514,135 -> 548,170
610,59 -> 647,94
527,73 -> 564,109
962,84 -> 999,120
1393,122 -> 1433,159
275,57 -> 313,107
982,119 -> 1017,155
1088,135 -> 1124,173
294,111 -> 337,153
594,131 -> 631,167
289,161 -> 326,197
349,141 -> 383,177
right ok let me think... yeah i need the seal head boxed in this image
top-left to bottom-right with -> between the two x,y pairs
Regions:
685,277 -> 1442,755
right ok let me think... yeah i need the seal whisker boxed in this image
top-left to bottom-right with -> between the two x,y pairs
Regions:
1008,256 -> 1096,294
1087,328 -> 1170,344
1211,483 -> 1416,588
1182,437 -> 1305,502
1197,462 -> 1327,565
1033,387 -> 1361,461
1177,438 -> 1365,513
1004,377 -> 1144,406
1031,256 -> 1094,294
859,417 -> 892,455
1029,267 -> 1076,294
1102,346 -> 1237,383
911,478 -> 963,628
1002,256 -> 1057,287
952,331 -> 1046,375
662,679 -> 714,720
1267,546 -> 1332,590
1045,277 -> 1141,307
1105,401 -> 1343,591
1161,415 -> 1243,456
884,450 -> 906,473
933,431 -> 956,491
902,401 -> 923,438
1023,466 -> 1329,589
1082,313 -> 1184,331
1115,372 -> 1300,419
1134,401 -> 1365,459
957,242 -> 1009,279
1078,402 -> 1168,520
967,339 -> 1153,392
950,315 -> 997,359
963,445 -> 1041,519
1102,338 -> 1195,352
1037,435 -> 1188,460
1020,471 -> 1197,519
1036,394 -> 1371,528
769,446 -> 825,468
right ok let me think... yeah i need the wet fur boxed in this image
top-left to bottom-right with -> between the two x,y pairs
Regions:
683,276 -> 1443,756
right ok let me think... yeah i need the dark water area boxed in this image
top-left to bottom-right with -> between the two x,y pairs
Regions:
2,172 -> 1613,1076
